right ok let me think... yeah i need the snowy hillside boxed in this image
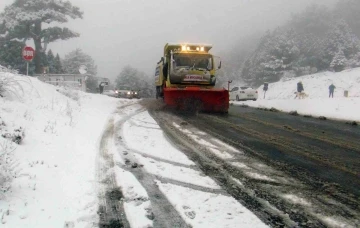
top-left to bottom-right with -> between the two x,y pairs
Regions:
233,68 -> 360,122
0,71 -> 121,227
259,68 -> 360,99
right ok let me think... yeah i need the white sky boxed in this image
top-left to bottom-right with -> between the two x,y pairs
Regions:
0,0 -> 338,80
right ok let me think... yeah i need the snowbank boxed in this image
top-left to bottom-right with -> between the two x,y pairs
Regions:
233,68 -> 360,122
0,72 -> 120,227
260,68 -> 360,99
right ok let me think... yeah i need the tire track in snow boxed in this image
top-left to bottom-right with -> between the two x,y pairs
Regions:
97,116 -> 130,228
120,107 -> 267,228
112,107 -> 192,228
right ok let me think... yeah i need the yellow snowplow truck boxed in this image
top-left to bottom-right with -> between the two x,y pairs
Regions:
155,43 -> 229,113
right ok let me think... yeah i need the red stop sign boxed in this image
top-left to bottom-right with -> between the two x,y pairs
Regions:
22,46 -> 35,61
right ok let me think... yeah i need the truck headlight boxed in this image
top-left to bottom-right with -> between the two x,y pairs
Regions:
127,91 -> 131,95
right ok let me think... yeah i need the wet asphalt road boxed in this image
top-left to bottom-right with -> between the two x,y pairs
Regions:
162,104 -> 360,227
224,105 -> 360,197
100,99 -> 360,227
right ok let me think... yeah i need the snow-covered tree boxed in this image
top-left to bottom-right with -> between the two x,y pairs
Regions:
46,49 -> 54,73
53,53 -> 64,74
0,39 -> 37,74
323,20 -> 360,70
289,4 -> 333,38
330,50 -> 347,72
85,76 -> 99,93
335,0 -> 360,37
0,0 -> 83,74
115,65 -> 154,97
241,5 -> 360,86
324,20 -> 360,58
241,29 -> 302,85
62,49 -> 97,75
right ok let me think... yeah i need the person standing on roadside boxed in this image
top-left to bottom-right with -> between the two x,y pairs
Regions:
295,81 -> 304,99
99,82 -> 104,94
297,81 -> 304,93
329,83 -> 336,98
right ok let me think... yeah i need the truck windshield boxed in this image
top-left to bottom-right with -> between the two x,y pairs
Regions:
173,54 -> 212,70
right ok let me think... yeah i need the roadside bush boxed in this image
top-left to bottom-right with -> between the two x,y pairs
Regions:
0,117 -> 22,198
1,127 -> 25,145
0,137 -> 19,198
0,72 -> 25,99
0,117 -> 25,145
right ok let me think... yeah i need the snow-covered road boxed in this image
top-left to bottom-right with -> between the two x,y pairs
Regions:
2,70 -> 359,228
98,102 -> 267,228
0,74 -> 267,228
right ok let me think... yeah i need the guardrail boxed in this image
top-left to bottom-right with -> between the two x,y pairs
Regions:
44,81 -> 83,90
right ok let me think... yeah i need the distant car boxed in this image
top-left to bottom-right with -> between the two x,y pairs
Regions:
229,86 -> 258,101
115,86 -> 140,99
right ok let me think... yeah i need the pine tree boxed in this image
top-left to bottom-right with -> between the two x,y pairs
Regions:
53,54 -> 64,74
115,65 -> 154,98
47,49 -> 55,74
289,4 -> 333,38
335,0 -> 360,37
0,0 -> 83,74
241,29 -> 301,85
323,20 -> 360,69
0,40 -> 35,74
85,76 -> 99,93
330,50 -> 347,72
62,49 -> 97,75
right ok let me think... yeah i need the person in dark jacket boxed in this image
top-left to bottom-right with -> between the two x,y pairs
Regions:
295,81 -> 304,99
297,81 -> 304,93
329,83 -> 336,98
99,83 -> 104,94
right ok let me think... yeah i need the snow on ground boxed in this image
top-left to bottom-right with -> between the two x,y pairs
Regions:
156,181 -> 268,228
113,166 -> 152,228
1,71 -> 268,227
114,108 -> 267,227
172,122 -> 243,160
122,111 -> 194,166
233,68 -> 360,122
0,72 -> 122,227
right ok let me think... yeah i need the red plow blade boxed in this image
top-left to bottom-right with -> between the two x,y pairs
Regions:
164,87 -> 229,113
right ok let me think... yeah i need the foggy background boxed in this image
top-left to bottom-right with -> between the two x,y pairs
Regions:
0,0 -> 338,81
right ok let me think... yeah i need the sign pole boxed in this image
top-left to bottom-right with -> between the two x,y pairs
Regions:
26,62 -> 29,76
